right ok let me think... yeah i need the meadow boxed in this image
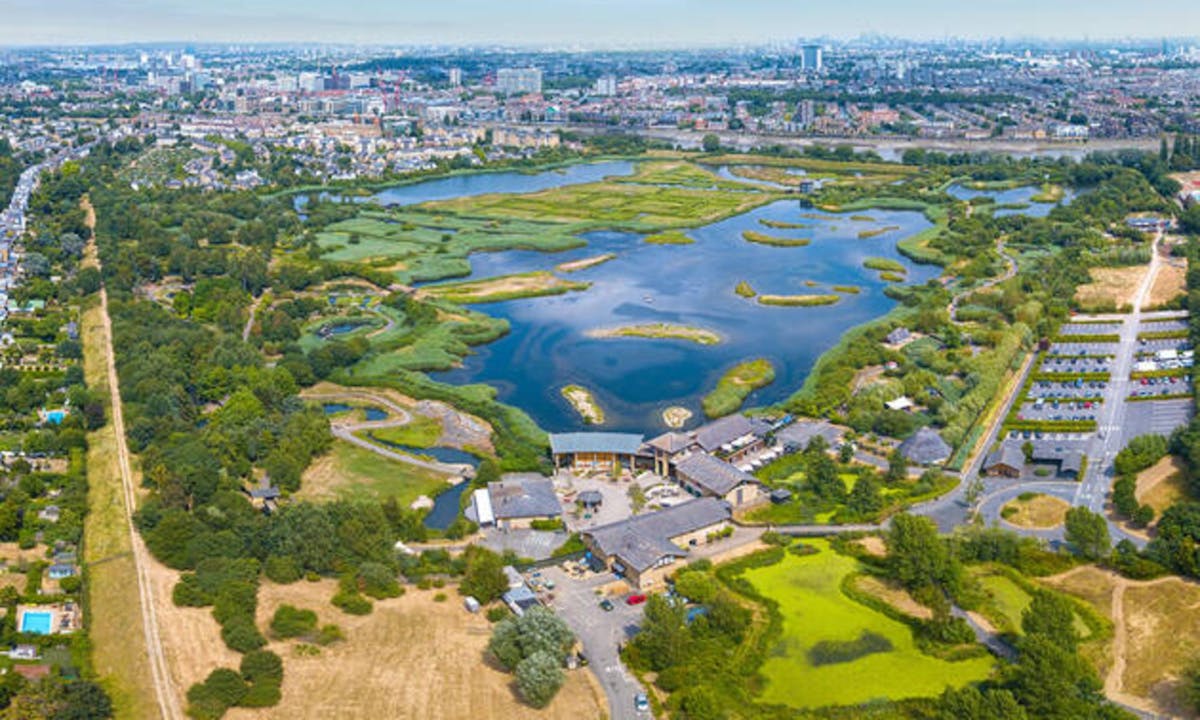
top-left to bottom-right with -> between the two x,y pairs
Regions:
741,541 -> 994,709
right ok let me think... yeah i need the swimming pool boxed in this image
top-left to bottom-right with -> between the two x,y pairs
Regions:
20,611 -> 52,635
45,411 -> 65,425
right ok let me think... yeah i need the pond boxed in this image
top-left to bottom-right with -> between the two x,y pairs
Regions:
424,481 -> 469,530
946,183 -> 1075,218
322,403 -> 352,415
366,433 -> 480,467
429,198 -> 938,432
295,160 -> 636,209
363,407 -> 388,422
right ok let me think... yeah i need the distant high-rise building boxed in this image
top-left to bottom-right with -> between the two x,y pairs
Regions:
448,67 -> 462,87
800,44 -> 823,72
593,75 -> 617,96
496,67 -> 542,95
795,99 -> 816,128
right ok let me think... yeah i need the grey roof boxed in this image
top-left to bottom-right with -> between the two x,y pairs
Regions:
885,327 -> 911,344
585,498 -> 730,573
1028,441 -> 1086,474
675,453 -> 757,496
488,476 -> 562,519
984,442 -> 1025,471
577,490 -> 603,505
549,432 -> 644,456
694,415 -> 766,452
776,420 -> 844,451
646,432 -> 694,454
898,427 -> 952,465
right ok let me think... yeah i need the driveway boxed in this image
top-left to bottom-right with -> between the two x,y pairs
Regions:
539,565 -> 647,720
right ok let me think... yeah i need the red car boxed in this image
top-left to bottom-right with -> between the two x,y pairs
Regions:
626,594 -> 648,606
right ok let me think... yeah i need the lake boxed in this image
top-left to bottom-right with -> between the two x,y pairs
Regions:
946,183 -> 1075,218
424,198 -> 937,432
296,160 -> 636,209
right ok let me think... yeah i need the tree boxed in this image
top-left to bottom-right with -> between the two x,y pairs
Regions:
1022,591 -> 1079,652
937,686 -> 1028,720
885,448 -> 909,484
488,606 -> 574,671
629,594 -> 690,671
886,513 -> 957,592
964,476 -> 985,506
847,474 -> 883,517
701,133 -> 721,153
515,650 -> 565,708
460,545 -> 507,603
1064,506 -> 1110,561
674,569 -> 718,604
270,604 -> 317,639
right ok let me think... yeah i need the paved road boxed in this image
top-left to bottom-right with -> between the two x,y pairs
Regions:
540,566 -> 647,720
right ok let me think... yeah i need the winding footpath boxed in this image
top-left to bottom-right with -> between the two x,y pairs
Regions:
302,391 -> 474,477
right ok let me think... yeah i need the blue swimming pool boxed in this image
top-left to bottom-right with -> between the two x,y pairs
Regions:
45,411 -> 65,425
20,611 -> 52,635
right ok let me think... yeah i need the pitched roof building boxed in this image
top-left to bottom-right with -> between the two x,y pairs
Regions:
583,498 -> 731,589
898,427 -> 952,466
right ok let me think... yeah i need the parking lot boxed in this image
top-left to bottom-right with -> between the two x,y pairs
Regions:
1027,379 -> 1108,401
1123,398 -> 1195,437
1059,322 -> 1122,335
1047,342 -> 1119,357
1017,399 -> 1100,423
1138,319 -> 1188,334
1039,356 -> 1111,373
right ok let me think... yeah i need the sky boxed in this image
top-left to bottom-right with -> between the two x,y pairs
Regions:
1,0 -> 1198,47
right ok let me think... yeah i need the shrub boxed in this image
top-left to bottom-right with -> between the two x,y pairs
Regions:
239,681 -> 282,708
59,576 -> 81,593
240,650 -> 283,685
264,556 -> 302,584
332,590 -> 373,616
808,631 -> 893,666
357,562 -> 402,599
270,604 -> 318,639
173,575 -> 211,607
314,624 -> 344,645
221,616 -> 267,653
433,592 -> 448,602
486,605 -> 511,623
529,517 -> 564,531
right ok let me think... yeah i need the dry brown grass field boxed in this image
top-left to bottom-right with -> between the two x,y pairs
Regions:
1041,566 -> 1200,717
224,580 -> 606,720
1074,266 -> 1147,311
1001,494 -> 1070,529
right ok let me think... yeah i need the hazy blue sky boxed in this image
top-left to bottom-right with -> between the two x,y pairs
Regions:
2,0 -> 1197,46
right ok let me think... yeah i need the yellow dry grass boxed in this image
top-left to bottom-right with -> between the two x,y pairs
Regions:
852,574 -> 933,620
81,296 -> 160,719
1074,265 -> 1148,311
1121,580 -> 1200,716
854,536 -> 888,558
225,580 -> 606,720
1001,494 -> 1070,529
1136,456 -> 1190,516
1147,260 -> 1187,308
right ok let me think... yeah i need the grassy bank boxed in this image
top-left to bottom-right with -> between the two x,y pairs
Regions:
423,271 -> 590,304
703,358 -> 776,418
586,323 -> 721,345
742,230 -> 811,247
758,294 -> 841,307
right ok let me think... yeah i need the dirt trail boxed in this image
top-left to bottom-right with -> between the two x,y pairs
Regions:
85,196 -> 184,720
1047,565 -> 1189,716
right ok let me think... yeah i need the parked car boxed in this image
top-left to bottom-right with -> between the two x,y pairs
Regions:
626,594 -> 648,606
599,598 -> 614,612
635,693 -> 650,712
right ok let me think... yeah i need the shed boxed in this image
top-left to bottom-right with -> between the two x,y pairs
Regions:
502,585 -> 540,617
769,488 -> 793,504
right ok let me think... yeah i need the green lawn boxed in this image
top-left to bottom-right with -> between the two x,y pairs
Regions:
369,415 -> 443,448
973,569 -> 1091,637
299,439 -> 451,507
743,540 -> 994,709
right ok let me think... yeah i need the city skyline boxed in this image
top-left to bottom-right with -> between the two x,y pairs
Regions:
2,0 -> 1199,47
